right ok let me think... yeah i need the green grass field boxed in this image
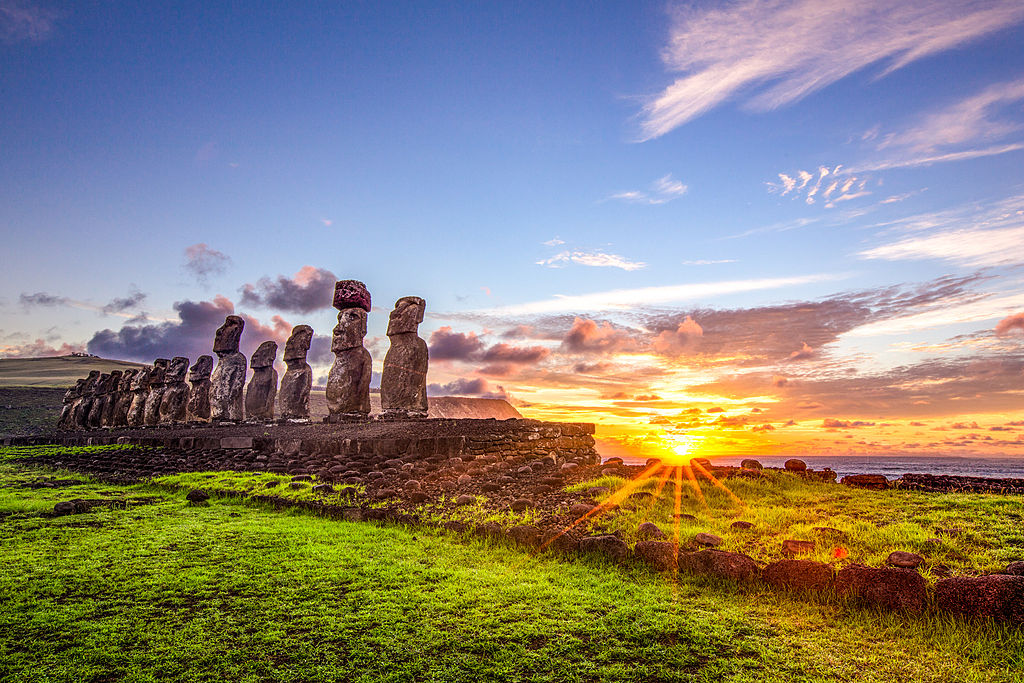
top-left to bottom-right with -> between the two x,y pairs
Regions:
1,448 -> 1023,682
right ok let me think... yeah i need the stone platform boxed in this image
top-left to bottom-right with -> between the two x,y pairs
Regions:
4,419 -> 598,482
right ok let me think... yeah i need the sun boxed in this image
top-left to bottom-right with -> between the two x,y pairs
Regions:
661,432 -> 705,464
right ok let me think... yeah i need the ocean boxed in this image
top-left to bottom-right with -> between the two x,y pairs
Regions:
613,455 -> 1024,481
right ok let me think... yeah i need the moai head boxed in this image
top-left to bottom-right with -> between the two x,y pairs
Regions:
96,373 -> 113,395
213,315 -> 245,354
149,359 -> 169,385
83,371 -> 101,394
72,378 -> 87,398
120,369 -> 137,392
386,296 -> 426,336
284,325 -> 314,362
250,341 -> 278,369
332,308 -> 368,352
130,366 -> 152,391
107,370 -> 123,392
188,355 -> 213,381
165,357 -> 189,383
333,280 -> 371,313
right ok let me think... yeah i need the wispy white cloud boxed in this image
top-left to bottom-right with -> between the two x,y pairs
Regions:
859,193 -> 1024,266
608,173 -> 688,204
481,273 -> 845,315
769,165 -> 871,207
846,292 -> 1024,337
543,237 -> 566,246
0,0 -> 59,43
640,0 -> 1024,139
537,251 -> 647,271
847,143 -> 1024,173
683,259 -> 737,266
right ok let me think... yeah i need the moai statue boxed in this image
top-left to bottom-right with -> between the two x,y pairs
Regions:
210,315 -> 247,421
100,370 -> 123,426
326,280 -> 372,421
112,369 -> 137,427
143,359 -> 169,426
74,371 -> 101,429
57,380 -> 82,430
244,341 -> 278,420
380,296 -> 429,419
186,355 -> 214,422
279,325 -> 314,420
126,366 -> 152,427
159,356 -> 190,424
87,373 -> 112,429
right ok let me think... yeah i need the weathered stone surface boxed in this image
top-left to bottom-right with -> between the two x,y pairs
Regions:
72,371 -> 101,429
731,521 -> 754,530
635,541 -> 677,571
690,457 -> 712,470
763,559 -> 833,592
53,501 -> 77,515
186,355 -> 213,422
126,367 -> 151,427
678,549 -> 760,582
326,308 -> 372,419
380,296 -> 428,419
245,341 -> 278,420
579,535 -> 630,563
638,521 -> 667,540
58,379 -> 83,429
143,360 -> 169,426
210,316 -> 246,421
185,489 -> 210,503
220,436 -> 254,449
99,370 -> 122,426
510,498 -> 532,512
835,565 -> 927,612
86,373 -> 111,429
935,575 -> 1024,622
280,325 -> 313,419
781,539 -> 816,556
455,494 -> 476,506
740,458 -> 763,470
332,279 -> 371,312
841,474 -> 889,490
159,357 -> 190,424
784,458 -> 807,472
1007,561 -> 1024,576
887,551 -> 924,568
507,524 -> 541,548
694,532 -> 723,547
112,369 -> 136,427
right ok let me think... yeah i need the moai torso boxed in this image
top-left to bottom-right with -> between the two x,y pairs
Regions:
100,370 -> 123,426
127,367 -> 152,427
159,357 -> 190,424
112,369 -> 137,427
326,281 -> 372,421
380,296 -> 428,418
279,325 -> 313,420
244,341 -> 278,420
86,373 -> 111,429
210,316 -> 247,421
58,380 -> 82,430
186,355 -> 213,422
143,359 -> 169,426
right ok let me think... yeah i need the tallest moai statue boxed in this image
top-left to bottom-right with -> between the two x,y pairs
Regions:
326,280 -> 372,421
380,296 -> 428,419
210,315 -> 247,421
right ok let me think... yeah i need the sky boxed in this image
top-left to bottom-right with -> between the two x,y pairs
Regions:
2,0 -> 1024,461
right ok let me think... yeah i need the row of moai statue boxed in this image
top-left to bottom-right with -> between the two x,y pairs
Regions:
57,280 -> 429,430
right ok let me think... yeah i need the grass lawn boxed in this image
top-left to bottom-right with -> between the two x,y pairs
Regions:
0,450 -> 1022,682
565,468 -> 1024,578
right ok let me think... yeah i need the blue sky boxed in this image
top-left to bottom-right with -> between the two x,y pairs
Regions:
3,0 -> 1024,458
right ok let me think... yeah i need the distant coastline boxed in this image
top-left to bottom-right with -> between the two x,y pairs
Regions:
612,454 -> 1024,480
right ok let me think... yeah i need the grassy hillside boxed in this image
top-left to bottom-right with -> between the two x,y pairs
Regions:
1,451 -> 1022,682
0,356 -> 146,388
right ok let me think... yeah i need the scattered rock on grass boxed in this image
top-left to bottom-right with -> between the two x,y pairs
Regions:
185,489 -> 210,503
638,522 -> 666,540
784,459 -> 806,472
1005,561 -> 1024,576
510,498 -> 533,512
730,521 -> 754,530
580,535 -> 630,563
835,565 -> 927,613
887,551 -> 924,568
635,541 -> 677,571
678,549 -> 759,582
934,575 -> 1024,622
568,502 -> 596,518
694,532 -> 723,548
763,559 -> 833,592
53,501 -> 77,516
740,459 -> 762,470
507,524 -> 541,548
841,474 -> 889,490
312,483 -> 334,494
455,494 -> 476,506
